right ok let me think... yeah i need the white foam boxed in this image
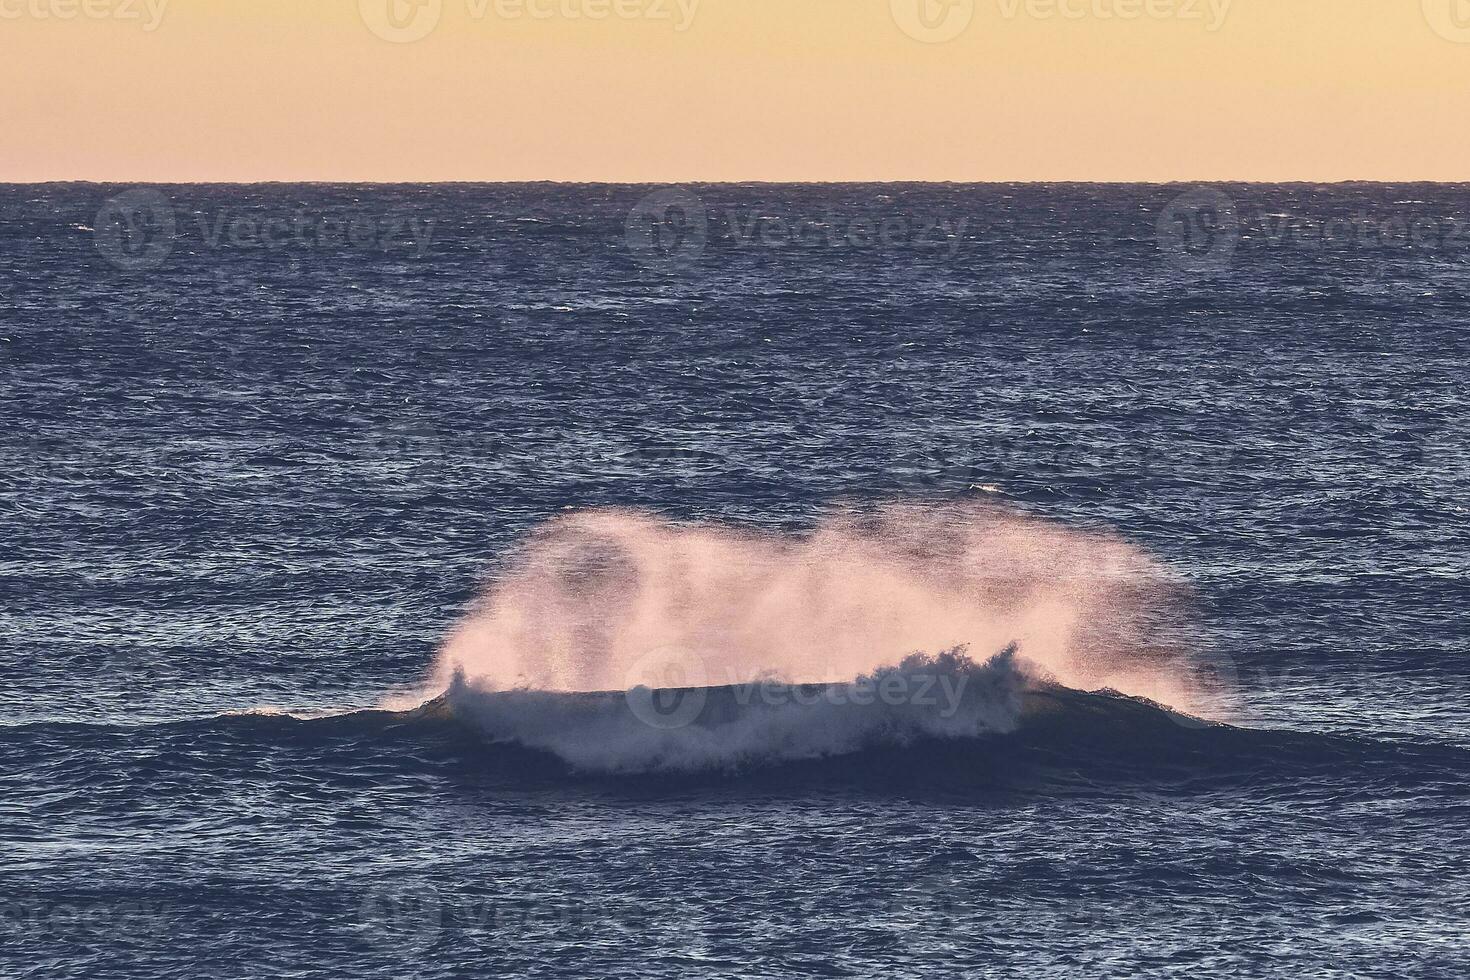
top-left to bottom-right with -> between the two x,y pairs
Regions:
441,647 -> 1033,773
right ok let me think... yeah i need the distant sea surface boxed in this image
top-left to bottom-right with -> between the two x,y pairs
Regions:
3,184 -> 1468,978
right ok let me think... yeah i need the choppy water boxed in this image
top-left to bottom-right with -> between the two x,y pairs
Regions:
3,183 -> 1468,978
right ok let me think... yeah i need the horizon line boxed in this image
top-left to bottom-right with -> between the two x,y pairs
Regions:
6,178 -> 1470,187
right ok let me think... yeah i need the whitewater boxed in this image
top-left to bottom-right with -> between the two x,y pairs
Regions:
370,501 -> 1232,772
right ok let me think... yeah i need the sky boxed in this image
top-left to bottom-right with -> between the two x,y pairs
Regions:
4,0 -> 1469,182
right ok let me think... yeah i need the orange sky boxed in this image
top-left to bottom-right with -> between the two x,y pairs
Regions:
4,0 -> 1469,181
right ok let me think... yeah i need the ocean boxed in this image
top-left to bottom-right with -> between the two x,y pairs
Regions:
3,183 -> 1468,978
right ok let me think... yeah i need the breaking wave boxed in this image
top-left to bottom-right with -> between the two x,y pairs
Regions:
420,501 -> 1214,716
434,647 -> 1033,773
348,500 -> 1273,776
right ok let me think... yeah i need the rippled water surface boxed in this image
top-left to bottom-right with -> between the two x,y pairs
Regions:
2,184 -> 1468,978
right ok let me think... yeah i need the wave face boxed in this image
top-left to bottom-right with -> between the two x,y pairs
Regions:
435,648 -> 1031,773
11,672 -> 1464,797
429,501 -> 1215,718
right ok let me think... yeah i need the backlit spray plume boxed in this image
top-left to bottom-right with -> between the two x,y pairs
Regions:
429,501 -> 1213,716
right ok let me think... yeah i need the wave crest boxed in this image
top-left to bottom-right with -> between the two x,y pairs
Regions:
436,647 -> 1032,773
428,501 -> 1211,715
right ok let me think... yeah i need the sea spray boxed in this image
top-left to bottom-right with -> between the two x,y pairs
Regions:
428,500 -> 1210,713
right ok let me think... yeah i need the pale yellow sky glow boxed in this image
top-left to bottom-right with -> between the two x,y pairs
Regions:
4,0 -> 1469,181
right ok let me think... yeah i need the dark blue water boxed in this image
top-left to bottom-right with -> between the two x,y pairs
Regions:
3,183 -> 1468,978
